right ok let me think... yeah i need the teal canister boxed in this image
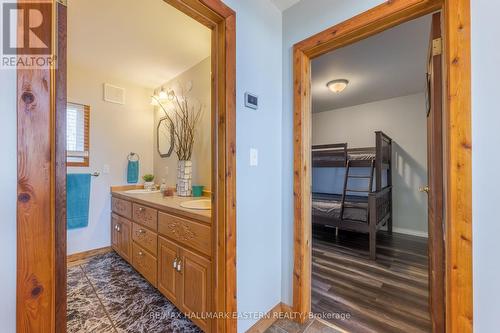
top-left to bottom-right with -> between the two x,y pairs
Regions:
192,185 -> 204,197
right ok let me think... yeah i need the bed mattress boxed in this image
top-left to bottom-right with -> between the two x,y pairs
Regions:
313,152 -> 375,164
312,193 -> 368,223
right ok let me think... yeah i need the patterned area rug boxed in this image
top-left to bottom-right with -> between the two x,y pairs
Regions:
67,252 -> 203,333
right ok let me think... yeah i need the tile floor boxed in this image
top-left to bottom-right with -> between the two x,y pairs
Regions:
67,252 -> 202,333
67,252 -> 344,333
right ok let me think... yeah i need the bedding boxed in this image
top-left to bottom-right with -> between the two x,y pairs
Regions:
313,152 -> 375,164
312,193 -> 368,222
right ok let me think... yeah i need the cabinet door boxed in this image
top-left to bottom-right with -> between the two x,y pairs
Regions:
157,237 -> 179,302
111,214 -> 121,254
119,217 -> 132,263
179,247 -> 211,332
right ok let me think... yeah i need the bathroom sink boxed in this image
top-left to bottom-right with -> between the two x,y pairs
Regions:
124,189 -> 160,194
180,199 -> 211,210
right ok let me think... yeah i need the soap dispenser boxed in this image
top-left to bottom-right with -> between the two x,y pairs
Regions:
160,179 -> 167,193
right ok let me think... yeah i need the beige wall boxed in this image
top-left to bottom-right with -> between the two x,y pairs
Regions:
312,93 -> 428,236
67,64 -> 154,255
153,57 -> 211,189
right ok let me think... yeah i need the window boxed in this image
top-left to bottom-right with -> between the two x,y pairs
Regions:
66,102 -> 90,167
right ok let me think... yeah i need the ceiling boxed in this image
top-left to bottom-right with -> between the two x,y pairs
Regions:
271,0 -> 301,11
312,14 -> 432,113
68,0 -> 211,89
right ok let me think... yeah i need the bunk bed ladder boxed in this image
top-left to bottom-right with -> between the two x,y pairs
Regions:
340,159 -> 376,221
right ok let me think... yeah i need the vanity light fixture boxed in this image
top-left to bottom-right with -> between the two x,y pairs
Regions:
159,87 -> 168,100
327,79 -> 349,93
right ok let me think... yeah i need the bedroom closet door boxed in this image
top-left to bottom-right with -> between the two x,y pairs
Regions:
425,12 -> 445,333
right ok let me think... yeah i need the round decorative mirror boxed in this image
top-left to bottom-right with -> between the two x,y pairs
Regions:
157,117 -> 175,158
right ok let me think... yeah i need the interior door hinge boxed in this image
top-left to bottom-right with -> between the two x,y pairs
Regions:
56,0 -> 67,6
432,37 -> 442,56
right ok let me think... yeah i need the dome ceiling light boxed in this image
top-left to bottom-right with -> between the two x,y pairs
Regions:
327,79 -> 349,93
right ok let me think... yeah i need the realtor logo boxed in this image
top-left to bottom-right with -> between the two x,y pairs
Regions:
1,2 -> 54,68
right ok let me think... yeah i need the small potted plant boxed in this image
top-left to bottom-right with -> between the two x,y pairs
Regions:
143,174 -> 155,191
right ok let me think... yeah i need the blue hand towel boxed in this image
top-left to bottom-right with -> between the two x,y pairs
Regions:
67,173 -> 91,230
127,160 -> 139,184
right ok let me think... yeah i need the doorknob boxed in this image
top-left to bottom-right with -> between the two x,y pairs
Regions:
419,185 -> 430,193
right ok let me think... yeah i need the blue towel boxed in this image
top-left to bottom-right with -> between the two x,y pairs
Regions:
127,160 -> 139,184
67,173 -> 91,230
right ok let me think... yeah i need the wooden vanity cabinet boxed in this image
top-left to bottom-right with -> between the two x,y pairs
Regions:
111,193 -> 212,332
111,213 -> 132,263
157,236 -> 212,333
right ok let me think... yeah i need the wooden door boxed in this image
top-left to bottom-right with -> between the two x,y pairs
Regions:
158,237 -> 180,302
120,217 -> 132,262
426,12 -> 445,333
179,247 -> 212,332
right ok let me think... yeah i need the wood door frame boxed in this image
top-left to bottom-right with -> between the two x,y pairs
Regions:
292,1 -> 472,333
16,0 -> 237,332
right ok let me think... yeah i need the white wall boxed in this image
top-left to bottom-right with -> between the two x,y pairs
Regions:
0,21 -> 17,333
221,0 -> 283,331
153,57 -> 211,189
472,1 -> 500,331
67,64 -> 154,255
312,93 -> 428,236
281,0 -> 386,306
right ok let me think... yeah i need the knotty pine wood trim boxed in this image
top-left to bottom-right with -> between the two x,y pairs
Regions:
17,1 -> 236,332
292,1 -> 472,332
444,0 -> 473,331
55,3 -> 68,331
165,2 -> 237,332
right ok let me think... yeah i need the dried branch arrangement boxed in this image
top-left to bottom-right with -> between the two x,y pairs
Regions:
154,87 -> 203,161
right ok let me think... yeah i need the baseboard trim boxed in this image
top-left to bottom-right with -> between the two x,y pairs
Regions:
246,302 -> 293,333
67,246 -> 113,263
392,227 -> 428,238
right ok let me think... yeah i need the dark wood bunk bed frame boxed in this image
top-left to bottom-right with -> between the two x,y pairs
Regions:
312,131 -> 393,259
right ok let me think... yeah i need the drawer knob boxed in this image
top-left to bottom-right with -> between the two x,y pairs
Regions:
138,251 -> 144,256
139,207 -> 145,212
138,229 -> 145,234
115,224 -> 121,232
173,257 -> 178,269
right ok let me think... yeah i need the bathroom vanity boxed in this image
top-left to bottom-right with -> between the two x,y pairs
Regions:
110,186 -> 212,332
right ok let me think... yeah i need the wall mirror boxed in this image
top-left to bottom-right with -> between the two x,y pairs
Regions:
157,117 -> 175,158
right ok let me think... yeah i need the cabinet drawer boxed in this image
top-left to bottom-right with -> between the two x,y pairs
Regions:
112,197 -> 132,219
158,212 -> 211,256
132,223 -> 157,256
132,242 -> 157,287
133,203 -> 158,231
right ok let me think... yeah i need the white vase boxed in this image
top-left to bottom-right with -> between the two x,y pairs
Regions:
144,181 -> 155,191
177,160 -> 192,197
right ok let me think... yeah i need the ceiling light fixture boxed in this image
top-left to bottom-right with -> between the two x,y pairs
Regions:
327,79 -> 349,93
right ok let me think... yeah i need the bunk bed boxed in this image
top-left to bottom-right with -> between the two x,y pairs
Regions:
312,131 -> 393,260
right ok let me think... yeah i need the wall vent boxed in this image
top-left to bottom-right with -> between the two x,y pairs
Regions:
103,83 -> 125,105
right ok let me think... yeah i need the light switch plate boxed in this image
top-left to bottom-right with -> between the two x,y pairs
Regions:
244,92 -> 258,110
250,148 -> 258,166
